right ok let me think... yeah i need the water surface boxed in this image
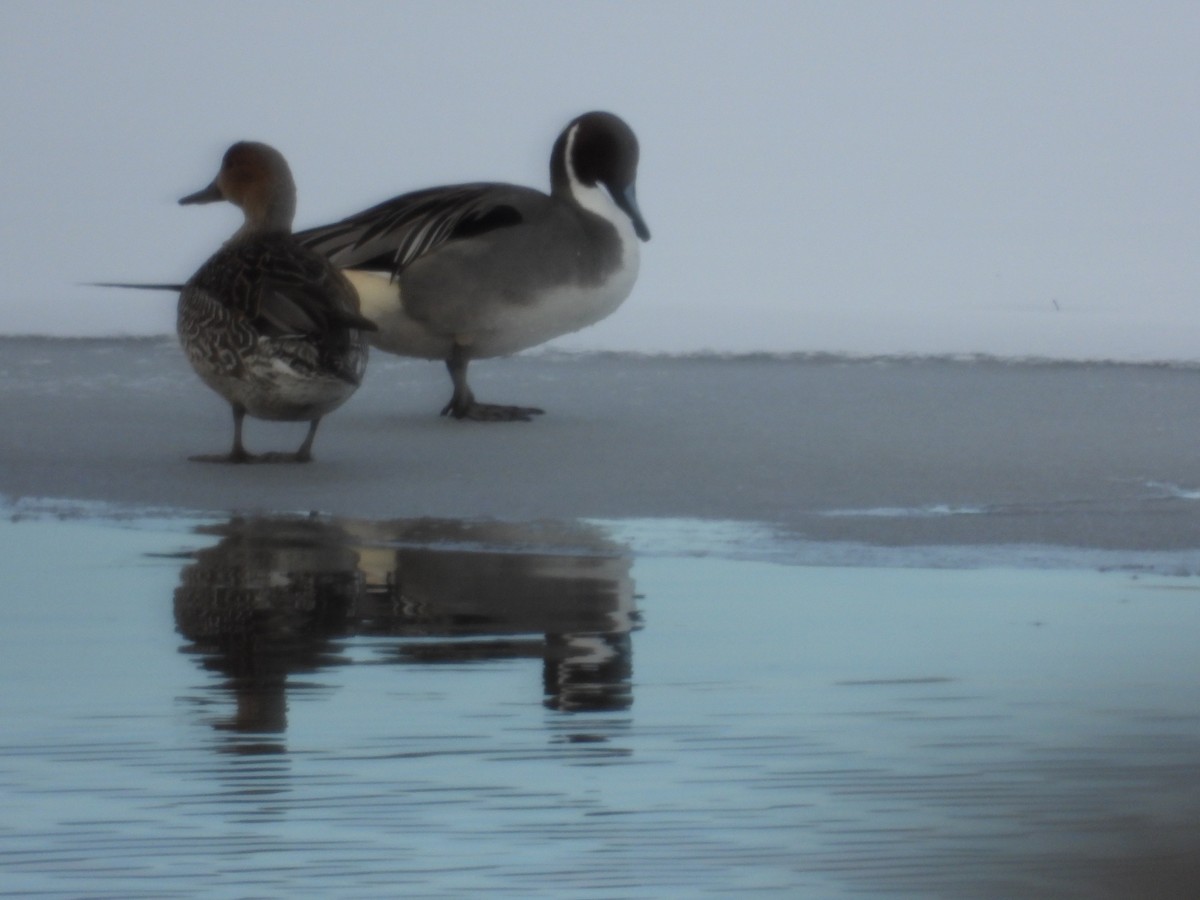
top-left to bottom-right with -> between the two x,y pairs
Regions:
3,514 -> 1199,898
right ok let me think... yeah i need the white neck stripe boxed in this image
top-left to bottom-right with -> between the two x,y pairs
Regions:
562,122 -> 639,264
563,122 -> 582,187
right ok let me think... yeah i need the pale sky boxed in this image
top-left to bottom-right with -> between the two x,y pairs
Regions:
2,1 -> 1197,359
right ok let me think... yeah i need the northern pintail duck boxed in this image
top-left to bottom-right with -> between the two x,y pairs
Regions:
178,141 -> 376,462
295,111 -> 649,421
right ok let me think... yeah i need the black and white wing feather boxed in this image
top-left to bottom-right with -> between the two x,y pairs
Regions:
295,183 -> 531,278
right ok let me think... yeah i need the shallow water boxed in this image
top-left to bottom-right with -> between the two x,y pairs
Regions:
3,514 -> 1200,898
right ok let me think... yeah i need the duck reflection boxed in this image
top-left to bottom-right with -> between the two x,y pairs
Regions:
174,516 -> 361,748
174,515 -> 639,740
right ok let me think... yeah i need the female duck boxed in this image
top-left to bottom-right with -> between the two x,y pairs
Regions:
178,141 -> 376,462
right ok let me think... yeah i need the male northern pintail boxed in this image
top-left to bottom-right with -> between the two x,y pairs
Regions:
295,111 -> 650,421
177,141 -> 376,463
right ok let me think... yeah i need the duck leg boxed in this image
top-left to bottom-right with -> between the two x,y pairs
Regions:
255,418 -> 320,464
190,403 -> 258,463
440,343 -> 544,422
293,419 -> 320,462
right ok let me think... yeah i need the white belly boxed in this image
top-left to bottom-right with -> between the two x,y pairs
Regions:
470,271 -> 638,358
344,250 -> 640,360
192,356 -> 357,421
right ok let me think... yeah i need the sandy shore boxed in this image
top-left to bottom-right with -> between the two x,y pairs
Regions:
2,337 -> 1199,556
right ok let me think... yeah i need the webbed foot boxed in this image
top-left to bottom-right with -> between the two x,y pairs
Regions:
256,450 -> 313,464
440,399 -> 545,422
187,450 -> 311,464
188,450 -> 257,464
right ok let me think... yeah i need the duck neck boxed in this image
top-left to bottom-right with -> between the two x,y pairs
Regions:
233,191 -> 295,240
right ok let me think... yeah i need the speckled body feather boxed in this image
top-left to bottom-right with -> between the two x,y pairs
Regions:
179,233 -> 370,422
175,141 -> 376,461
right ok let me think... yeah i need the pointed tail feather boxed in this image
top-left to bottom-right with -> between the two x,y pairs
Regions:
86,281 -> 185,292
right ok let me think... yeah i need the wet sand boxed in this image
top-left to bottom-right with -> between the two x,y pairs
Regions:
3,337 -> 1200,561
4,338 -> 1200,897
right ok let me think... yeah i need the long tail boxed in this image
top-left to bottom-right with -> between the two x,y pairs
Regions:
87,281 -> 185,291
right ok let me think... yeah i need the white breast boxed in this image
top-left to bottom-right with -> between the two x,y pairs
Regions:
339,161 -> 643,361
471,256 -> 640,358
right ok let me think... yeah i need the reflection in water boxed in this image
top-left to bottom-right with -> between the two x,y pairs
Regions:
174,515 -> 639,741
10,509 -> 1200,898
173,517 -> 361,752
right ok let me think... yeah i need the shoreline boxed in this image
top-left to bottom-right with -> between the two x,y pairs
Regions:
6,497 -> 1200,578
2,337 -> 1198,570
6,333 -> 1200,369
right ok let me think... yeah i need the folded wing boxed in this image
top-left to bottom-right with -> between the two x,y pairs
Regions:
295,184 -> 531,278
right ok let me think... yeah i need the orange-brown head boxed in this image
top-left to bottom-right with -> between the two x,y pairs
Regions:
180,141 -> 297,237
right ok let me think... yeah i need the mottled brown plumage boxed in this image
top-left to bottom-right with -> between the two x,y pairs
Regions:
178,142 -> 375,463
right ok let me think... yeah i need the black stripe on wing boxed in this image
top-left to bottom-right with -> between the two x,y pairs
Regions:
295,184 -> 522,278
